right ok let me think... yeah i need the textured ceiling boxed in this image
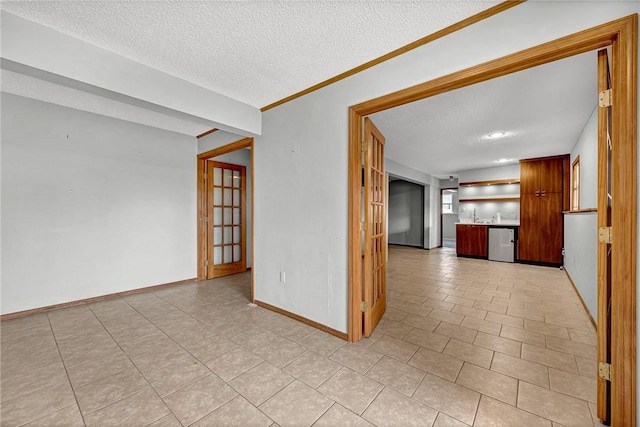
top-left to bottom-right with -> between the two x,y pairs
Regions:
371,50 -> 597,178
0,0 -> 501,108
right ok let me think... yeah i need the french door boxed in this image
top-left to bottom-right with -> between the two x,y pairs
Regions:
596,47 -> 612,425
363,117 -> 387,337
206,161 -> 247,278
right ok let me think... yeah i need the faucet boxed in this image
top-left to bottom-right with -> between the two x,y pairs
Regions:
473,208 -> 477,223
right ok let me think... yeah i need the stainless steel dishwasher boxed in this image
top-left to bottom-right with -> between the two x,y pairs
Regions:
488,227 -> 515,262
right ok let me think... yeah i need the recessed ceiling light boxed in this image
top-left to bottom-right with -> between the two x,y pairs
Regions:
484,131 -> 509,140
495,158 -> 513,163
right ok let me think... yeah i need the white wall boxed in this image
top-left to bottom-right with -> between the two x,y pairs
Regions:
571,107 -> 599,210
1,94 -> 197,314
253,2 -> 639,334
564,107 -> 598,319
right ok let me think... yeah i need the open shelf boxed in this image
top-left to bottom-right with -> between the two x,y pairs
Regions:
459,197 -> 520,203
459,179 -> 520,187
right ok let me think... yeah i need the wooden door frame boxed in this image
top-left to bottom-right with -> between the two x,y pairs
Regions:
197,137 -> 255,301
348,15 -> 637,425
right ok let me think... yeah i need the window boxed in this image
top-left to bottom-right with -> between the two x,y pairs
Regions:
571,156 -> 580,210
442,193 -> 453,213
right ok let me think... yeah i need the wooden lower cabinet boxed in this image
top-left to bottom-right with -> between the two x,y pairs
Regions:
456,224 -> 488,258
518,193 -> 564,264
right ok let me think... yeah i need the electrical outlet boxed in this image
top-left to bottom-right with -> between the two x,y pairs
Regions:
280,271 -> 286,283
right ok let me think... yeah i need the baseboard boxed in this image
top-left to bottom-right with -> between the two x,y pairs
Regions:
0,278 -> 197,321
253,299 -> 348,341
563,268 -> 597,330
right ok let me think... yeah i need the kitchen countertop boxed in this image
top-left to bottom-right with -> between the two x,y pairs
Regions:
456,221 -> 520,227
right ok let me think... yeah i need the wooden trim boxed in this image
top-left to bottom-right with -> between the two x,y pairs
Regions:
254,300 -> 348,341
347,14 -> 637,423
563,208 -> 598,214
350,17 -> 633,115
197,157 -> 207,280
610,15 -> 637,426
563,155 -> 571,212
197,137 -> 252,159
0,278 -> 197,321
459,197 -> 519,203
348,108 -> 362,342
520,155 -> 570,164
459,179 -> 520,187
250,141 -> 255,302
260,1 -> 524,113
572,155 -> 581,210
196,128 -> 218,139
563,269 -> 598,330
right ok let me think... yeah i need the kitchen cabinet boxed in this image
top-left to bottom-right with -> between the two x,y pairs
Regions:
456,224 -> 488,258
518,155 -> 568,265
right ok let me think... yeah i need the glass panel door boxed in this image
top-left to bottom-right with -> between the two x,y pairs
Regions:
207,161 -> 246,278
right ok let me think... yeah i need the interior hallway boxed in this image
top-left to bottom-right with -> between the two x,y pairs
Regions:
1,247 -> 598,426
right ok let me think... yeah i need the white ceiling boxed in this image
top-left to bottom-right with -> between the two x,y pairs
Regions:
1,1 -> 597,178
371,50 -> 598,178
0,0 -> 500,109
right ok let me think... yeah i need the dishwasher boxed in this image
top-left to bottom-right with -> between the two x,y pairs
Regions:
488,227 -> 516,263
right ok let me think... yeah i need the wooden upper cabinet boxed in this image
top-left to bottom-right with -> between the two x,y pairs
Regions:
519,161 -> 540,194
520,157 -> 565,195
539,158 -> 565,194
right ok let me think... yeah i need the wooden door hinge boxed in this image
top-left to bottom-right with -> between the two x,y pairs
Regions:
204,259 -> 209,266
361,140 -> 367,153
598,226 -> 612,244
599,89 -> 612,107
598,362 -> 611,381
360,222 -> 367,232
360,301 -> 368,312
203,173 -> 208,180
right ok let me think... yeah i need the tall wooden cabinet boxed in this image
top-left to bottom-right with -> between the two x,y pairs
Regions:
518,155 -> 569,265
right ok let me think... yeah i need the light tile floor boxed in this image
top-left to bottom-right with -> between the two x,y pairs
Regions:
1,246 -> 601,426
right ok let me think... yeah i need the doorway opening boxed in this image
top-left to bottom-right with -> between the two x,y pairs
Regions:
348,15 -> 636,425
197,137 -> 255,301
440,188 -> 458,248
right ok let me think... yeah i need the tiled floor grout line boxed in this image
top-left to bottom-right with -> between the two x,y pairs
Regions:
45,312 -> 89,427
84,301 -> 206,425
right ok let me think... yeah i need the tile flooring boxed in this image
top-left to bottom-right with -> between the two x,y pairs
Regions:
1,246 -> 600,426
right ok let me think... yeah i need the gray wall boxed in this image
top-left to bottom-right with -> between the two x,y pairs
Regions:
2,94 -> 196,314
388,180 -> 424,247
564,107 -> 598,319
